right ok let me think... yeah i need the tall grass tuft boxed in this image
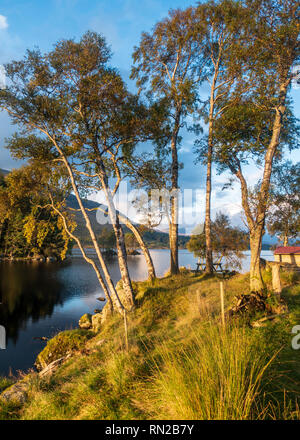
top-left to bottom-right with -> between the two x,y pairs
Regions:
149,323 -> 275,420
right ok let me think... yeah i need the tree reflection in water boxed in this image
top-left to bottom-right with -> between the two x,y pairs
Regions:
0,261 -> 66,343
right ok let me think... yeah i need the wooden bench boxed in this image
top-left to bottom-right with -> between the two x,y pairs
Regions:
213,262 -> 223,273
196,260 -> 227,276
196,261 -> 206,272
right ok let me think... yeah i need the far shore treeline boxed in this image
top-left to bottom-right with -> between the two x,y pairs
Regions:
0,0 -> 299,314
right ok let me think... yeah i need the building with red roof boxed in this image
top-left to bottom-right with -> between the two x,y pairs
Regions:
274,246 -> 300,267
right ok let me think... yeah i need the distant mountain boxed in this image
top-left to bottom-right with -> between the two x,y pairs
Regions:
261,233 -> 278,249
66,194 -> 183,248
0,169 -> 9,176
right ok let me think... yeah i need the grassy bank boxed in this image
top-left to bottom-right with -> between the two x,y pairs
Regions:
1,270 -> 300,420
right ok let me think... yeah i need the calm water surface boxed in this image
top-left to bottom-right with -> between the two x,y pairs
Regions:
0,249 -> 274,376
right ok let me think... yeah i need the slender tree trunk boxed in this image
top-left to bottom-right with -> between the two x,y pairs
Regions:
204,64 -> 219,275
249,226 -> 264,292
119,213 -> 156,281
236,165 -> 266,292
169,113 -> 180,275
205,126 -> 214,274
170,200 -> 179,275
99,172 -> 135,309
204,44 -> 224,274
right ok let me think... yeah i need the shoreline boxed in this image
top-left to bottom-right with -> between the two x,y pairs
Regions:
0,256 -> 65,263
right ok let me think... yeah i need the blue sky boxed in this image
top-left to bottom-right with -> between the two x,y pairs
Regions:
0,0 -> 299,233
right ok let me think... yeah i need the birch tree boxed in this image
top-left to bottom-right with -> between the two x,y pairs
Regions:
131,7 -> 207,274
213,0 -> 300,291
194,0 -> 245,273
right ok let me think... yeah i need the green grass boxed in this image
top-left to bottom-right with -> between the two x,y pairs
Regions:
140,324 -> 275,420
0,377 -> 14,394
1,270 -> 300,420
0,377 -> 22,420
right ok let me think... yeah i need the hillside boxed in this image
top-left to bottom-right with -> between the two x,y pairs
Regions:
1,269 -> 300,420
67,194 -> 190,248
0,169 -> 9,177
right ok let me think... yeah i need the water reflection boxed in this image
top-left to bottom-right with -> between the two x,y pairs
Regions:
0,254 -> 155,375
0,261 -> 66,342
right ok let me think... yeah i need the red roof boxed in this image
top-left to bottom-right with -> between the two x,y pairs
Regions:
274,246 -> 300,255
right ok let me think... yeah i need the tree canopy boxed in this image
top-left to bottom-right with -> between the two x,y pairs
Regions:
187,212 -> 249,269
0,167 -> 73,259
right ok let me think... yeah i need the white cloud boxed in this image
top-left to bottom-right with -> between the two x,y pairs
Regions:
0,15 -> 8,30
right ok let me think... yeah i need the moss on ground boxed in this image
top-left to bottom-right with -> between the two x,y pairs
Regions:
35,329 -> 94,370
